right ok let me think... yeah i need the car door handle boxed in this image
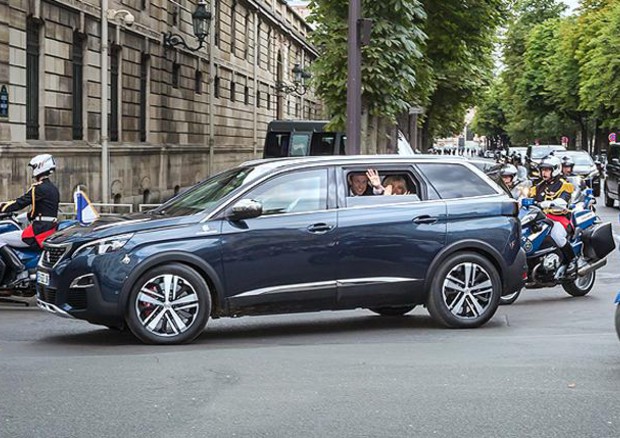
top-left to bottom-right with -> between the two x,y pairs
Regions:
412,215 -> 438,225
307,223 -> 334,234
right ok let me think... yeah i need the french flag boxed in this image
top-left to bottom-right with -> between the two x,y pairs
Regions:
73,187 -> 99,225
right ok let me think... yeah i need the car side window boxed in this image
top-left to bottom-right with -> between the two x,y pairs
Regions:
417,163 -> 498,199
248,169 -> 328,216
344,168 -> 422,207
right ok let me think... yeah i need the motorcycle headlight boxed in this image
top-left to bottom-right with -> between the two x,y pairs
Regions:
72,233 -> 134,258
520,212 -> 537,226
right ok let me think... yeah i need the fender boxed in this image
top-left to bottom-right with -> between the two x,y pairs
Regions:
118,251 -> 226,314
423,239 -> 508,292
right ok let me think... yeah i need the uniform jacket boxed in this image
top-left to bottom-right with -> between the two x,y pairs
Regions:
1,178 -> 60,235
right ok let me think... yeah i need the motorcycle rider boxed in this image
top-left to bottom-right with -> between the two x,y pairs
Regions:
529,156 -> 577,275
0,154 -> 60,286
560,155 -> 587,193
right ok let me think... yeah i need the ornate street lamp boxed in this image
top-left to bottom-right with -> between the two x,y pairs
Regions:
275,63 -> 312,95
163,0 -> 212,51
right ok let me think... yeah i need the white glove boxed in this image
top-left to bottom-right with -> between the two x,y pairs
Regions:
539,200 -> 552,209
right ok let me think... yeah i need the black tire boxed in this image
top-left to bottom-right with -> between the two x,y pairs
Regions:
605,184 -> 614,208
369,305 -> 416,316
125,263 -> 211,345
426,252 -> 501,328
499,288 -> 522,305
562,270 -> 595,297
593,185 -> 601,198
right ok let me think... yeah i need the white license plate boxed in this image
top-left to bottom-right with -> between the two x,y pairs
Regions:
37,271 -> 50,286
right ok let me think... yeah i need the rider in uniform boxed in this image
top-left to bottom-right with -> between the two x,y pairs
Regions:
0,154 -> 60,286
529,156 -> 577,275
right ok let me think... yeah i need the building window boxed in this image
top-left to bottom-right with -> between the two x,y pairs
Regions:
256,21 -> 261,66
244,12 -> 250,59
110,46 -> 120,142
256,90 -> 261,108
139,54 -> 150,142
267,91 -> 271,110
214,0 -> 221,47
267,28 -> 272,72
142,0 -> 148,11
72,31 -> 85,140
231,1 -> 237,55
172,62 -> 180,88
26,18 -> 41,140
195,70 -> 203,94
230,80 -> 236,102
244,85 -> 249,105
214,75 -> 220,98
295,101 -> 299,118
172,5 -> 179,27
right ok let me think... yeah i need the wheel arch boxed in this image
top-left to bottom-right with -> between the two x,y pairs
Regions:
119,251 -> 225,316
424,240 -> 507,293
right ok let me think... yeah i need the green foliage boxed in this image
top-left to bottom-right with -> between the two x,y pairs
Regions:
471,78 -> 509,148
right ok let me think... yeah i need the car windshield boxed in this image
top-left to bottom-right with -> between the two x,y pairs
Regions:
562,152 -> 594,166
531,146 -> 565,159
152,166 -> 265,217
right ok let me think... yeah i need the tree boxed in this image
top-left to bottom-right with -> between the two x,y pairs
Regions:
471,78 -> 509,149
308,0 -> 427,153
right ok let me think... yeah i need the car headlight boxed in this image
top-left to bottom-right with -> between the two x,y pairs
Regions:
72,233 -> 134,258
520,212 -> 537,226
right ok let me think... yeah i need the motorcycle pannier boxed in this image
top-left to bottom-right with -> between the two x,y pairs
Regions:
581,222 -> 615,261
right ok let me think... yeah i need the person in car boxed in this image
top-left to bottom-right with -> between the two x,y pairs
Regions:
348,169 -> 384,196
529,156 -> 577,275
382,175 -> 410,195
0,154 -> 60,286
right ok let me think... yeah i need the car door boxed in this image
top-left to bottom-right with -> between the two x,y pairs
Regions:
335,165 -> 447,308
221,167 -> 338,313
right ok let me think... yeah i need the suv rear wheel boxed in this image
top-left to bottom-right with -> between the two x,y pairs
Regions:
427,252 -> 501,328
125,263 -> 211,345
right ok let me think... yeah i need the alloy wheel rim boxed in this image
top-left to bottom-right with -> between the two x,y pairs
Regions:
442,262 -> 494,320
135,274 -> 200,337
575,271 -> 595,290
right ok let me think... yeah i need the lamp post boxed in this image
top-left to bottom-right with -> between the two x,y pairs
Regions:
346,0 -> 362,155
275,63 -> 311,96
100,5 -> 134,203
163,0 -> 212,52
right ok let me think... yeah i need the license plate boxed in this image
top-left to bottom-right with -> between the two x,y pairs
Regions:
37,271 -> 50,286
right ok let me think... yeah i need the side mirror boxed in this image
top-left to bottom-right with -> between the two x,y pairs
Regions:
227,199 -> 263,221
521,198 -> 535,207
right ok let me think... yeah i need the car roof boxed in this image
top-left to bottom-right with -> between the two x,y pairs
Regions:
241,154 -> 471,172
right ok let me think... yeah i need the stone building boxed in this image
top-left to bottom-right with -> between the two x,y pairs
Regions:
0,0 -> 321,205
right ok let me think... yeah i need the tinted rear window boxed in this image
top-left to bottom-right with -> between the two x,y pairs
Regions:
417,163 -> 498,199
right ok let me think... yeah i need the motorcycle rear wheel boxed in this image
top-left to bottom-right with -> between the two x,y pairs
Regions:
562,270 -> 595,297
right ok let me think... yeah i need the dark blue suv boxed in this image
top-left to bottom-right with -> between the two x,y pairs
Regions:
36,156 -> 526,344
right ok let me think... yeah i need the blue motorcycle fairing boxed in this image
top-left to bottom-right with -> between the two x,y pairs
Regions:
615,292 -> 620,304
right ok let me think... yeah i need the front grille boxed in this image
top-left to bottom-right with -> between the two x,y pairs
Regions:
41,245 -> 68,268
67,290 -> 87,310
38,286 -> 57,305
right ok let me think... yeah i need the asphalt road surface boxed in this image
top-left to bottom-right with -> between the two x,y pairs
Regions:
1,200 -> 619,438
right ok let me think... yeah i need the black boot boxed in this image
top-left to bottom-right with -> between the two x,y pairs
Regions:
560,243 -> 577,276
0,246 -> 25,286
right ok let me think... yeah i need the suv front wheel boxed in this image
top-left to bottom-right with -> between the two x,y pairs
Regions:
427,252 -> 501,328
125,263 -> 211,344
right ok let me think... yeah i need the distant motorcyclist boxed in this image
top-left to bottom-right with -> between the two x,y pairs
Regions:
0,154 -> 60,286
560,155 -> 587,193
529,156 -> 576,275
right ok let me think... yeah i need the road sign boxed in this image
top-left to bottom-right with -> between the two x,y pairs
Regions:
561,136 -> 569,145
609,133 -> 617,143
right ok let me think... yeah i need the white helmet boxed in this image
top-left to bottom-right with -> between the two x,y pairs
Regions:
28,154 -> 56,177
538,156 -> 561,178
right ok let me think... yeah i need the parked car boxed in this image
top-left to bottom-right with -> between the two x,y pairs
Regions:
558,150 -> 601,197
605,142 -> 620,208
36,156 -> 526,344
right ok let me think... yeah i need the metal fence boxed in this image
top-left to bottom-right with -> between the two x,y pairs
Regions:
58,202 -> 133,220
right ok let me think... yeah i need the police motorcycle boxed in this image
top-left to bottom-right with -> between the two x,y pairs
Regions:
499,187 -> 615,305
0,212 -> 76,305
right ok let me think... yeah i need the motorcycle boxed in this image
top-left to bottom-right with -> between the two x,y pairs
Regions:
0,212 -> 76,305
500,188 -> 615,305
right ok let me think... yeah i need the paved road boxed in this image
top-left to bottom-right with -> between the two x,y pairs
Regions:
1,201 -> 619,438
